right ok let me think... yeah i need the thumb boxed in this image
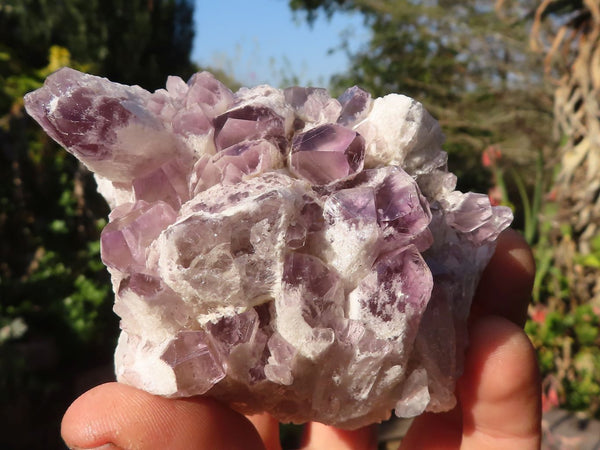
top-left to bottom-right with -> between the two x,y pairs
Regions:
61,382 -> 266,450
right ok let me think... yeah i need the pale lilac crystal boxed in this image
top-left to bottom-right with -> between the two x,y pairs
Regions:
24,67 -> 513,429
290,124 -> 365,184
189,139 -> 283,195
132,158 -> 190,209
100,200 -> 177,272
337,85 -> 372,126
348,245 -> 433,348
185,71 -> 235,115
214,106 -> 286,151
114,273 -> 193,339
284,86 -> 342,125
160,330 -> 226,395
150,72 -> 234,136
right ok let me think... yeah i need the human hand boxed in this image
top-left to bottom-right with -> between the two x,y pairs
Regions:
62,228 -> 540,450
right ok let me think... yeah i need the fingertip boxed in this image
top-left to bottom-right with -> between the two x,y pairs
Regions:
461,316 -> 540,404
61,382 -> 265,450
61,382 -> 125,448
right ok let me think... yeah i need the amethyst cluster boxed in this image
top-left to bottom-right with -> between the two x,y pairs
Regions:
24,68 -> 512,429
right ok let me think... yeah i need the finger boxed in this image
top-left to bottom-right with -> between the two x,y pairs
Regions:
301,423 -> 378,450
472,228 -> 535,326
397,409 -> 462,449
459,316 -> 541,449
61,382 -> 265,450
401,316 -> 541,449
246,413 -> 282,450
399,228 -> 536,448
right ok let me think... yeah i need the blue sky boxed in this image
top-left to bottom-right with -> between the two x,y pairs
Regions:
192,0 -> 369,88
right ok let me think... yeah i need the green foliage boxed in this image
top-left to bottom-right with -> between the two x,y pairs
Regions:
0,0 -> 196,90
290,0 -> 553,194
486,147 -> 551,245
0,45 -> 116,358
0,1 -> 197,445
488,144 -> 600,416
575,234 -> 600,269
527,303 -> 600,416
532,200 -> 560,303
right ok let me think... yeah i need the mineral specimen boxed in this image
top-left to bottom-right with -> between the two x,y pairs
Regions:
24,68 -> 512,429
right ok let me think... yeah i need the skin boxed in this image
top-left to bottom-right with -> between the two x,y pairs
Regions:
62,228 -> 541,450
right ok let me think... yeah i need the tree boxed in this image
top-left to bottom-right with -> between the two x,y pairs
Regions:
0,0 -> 196,90
289,0 -> 554,198
0,1 -> 196,446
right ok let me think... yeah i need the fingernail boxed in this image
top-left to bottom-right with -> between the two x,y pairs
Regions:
508,246 -> 536,277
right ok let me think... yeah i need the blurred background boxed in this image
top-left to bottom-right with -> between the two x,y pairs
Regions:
1,0 -> 599,448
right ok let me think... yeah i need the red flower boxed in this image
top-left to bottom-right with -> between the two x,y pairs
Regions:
541,385 -> 560,412
530,305 -> 547,324
482,146 -> 502,168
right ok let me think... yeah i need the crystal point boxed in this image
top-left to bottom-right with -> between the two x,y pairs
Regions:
100,200 -> 177,272
337,85 -> 372,126
290,124 -> 365,184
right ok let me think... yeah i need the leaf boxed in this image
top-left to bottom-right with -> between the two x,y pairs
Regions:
45,45 -> 71,74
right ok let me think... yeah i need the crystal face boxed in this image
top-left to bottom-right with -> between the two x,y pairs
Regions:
24,67 -> 513,429
290,124 -> 365,185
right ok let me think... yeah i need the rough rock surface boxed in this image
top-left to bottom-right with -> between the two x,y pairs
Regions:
24,68 -> 512,429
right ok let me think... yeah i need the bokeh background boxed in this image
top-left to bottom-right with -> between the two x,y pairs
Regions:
1,1 -> 599,448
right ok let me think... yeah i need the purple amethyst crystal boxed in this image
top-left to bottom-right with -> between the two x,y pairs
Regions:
337,85 -> 372,126
24,68 -> 512,429
290,124 -> 365,185
101,200 -> 177,272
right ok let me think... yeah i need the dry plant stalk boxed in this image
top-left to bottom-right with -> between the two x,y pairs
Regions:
531,0 -> 600,305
